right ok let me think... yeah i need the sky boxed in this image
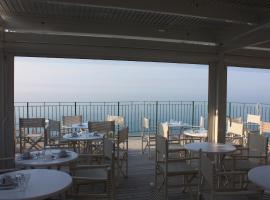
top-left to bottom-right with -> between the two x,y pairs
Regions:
14,57 -> 270,103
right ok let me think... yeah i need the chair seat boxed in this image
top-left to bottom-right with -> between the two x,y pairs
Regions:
74,167 -> 109,181
116,151 -> 127,160
202,190 -> 262,200
168,143 -> 184,150
143,135 -> 156,139
224,159 -> 262,171
25,133 -> 43,138
159,161 -> 198,176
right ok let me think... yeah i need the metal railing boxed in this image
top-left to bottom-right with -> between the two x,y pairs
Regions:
14,101 -> 269,136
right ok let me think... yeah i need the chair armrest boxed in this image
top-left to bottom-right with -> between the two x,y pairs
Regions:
72,164 -> 110,169
79,153 -> 104,158
216,170 -> 247,176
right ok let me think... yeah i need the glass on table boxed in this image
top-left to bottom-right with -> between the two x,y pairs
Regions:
16,173 -> 31,191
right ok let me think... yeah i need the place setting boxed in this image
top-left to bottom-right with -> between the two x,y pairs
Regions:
0,169 -> 72,200
15,149 -> 78,168
63,131 -> 104,141
0,172 -> 30,191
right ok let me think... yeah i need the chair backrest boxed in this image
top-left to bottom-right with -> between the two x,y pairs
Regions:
200,153 -> 215,189
142,117 -> 150,129
19,118 -> 47,152
158,123 -> 169,138
247,114 -> 260,124
227,121 -> 244,136
62,115 -> 82,126
156,135 -> 167,161
104,138 -> 115,160
248,133 -> 268,157
260,121 -> 270,134
118,127 -> 128,144
47,119 -> 61,132
231,117 -> 242,123
88,121 -> 115,137
199,116 -> 205,128
47,120 -> 61,141
19,118 -> 47,137
106,115 -> 125,127
19,118 -> 46,128
227,117 -> 242,128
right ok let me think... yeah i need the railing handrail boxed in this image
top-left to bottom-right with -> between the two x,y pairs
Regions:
14,100 -> 270,136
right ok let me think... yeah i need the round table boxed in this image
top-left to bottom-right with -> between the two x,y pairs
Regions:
63,132 -> 103,141
0,169 -> 72,200
185,142 -> 236,169
184,142 -> 236,154
183,129 -> 208,139
63,132 -> 103,153
62,122 -> 88,129
248,165 -> 270,190
15,149 -> 78,168
167,122 -> 191,128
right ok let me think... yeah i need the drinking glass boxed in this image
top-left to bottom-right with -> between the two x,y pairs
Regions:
16,173 -> 31,191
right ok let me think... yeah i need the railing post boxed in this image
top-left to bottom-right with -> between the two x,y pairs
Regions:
191,101 -> 195,126
156,101 -> 158,135
26,102 -> 29,118
43,102 -> 46,119
74,102 -> 77,115
117,101 -> 120,116
228,102 -> 232,118
58,102 -> 61,121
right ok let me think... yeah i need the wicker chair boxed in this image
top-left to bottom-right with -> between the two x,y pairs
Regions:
46,119 -> 69,148
106,115 -> 125,138
62,115 -> 82,127
246,114 -> 261,133
115,127 -> 128,179
19,118 -> 47,153
141,117 -> 156,159
88,121 -> 115,138
87,121 -> 115,154
228,132 -> 268,172
70,138 -> 115,200
226,121 -> 245,147
159,122 -> 185,153
260,121 -> 270,136
155,135 -> 198,199
106,115 -> 125,128
199,153 -> 263,200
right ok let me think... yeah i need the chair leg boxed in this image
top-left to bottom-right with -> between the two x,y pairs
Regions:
141,136 -> 144,154
164,175 -> 168,200
148,139 -> 151,159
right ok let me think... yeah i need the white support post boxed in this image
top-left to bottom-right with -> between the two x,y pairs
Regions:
0,29 -> 15,168
208,59 -> 227,143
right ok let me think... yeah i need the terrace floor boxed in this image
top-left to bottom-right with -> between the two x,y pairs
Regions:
113,137 -> 194,200
69,137 -> 194,200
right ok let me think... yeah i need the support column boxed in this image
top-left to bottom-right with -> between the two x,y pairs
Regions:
0,30 -> 15,168
208,60 -> 227,143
